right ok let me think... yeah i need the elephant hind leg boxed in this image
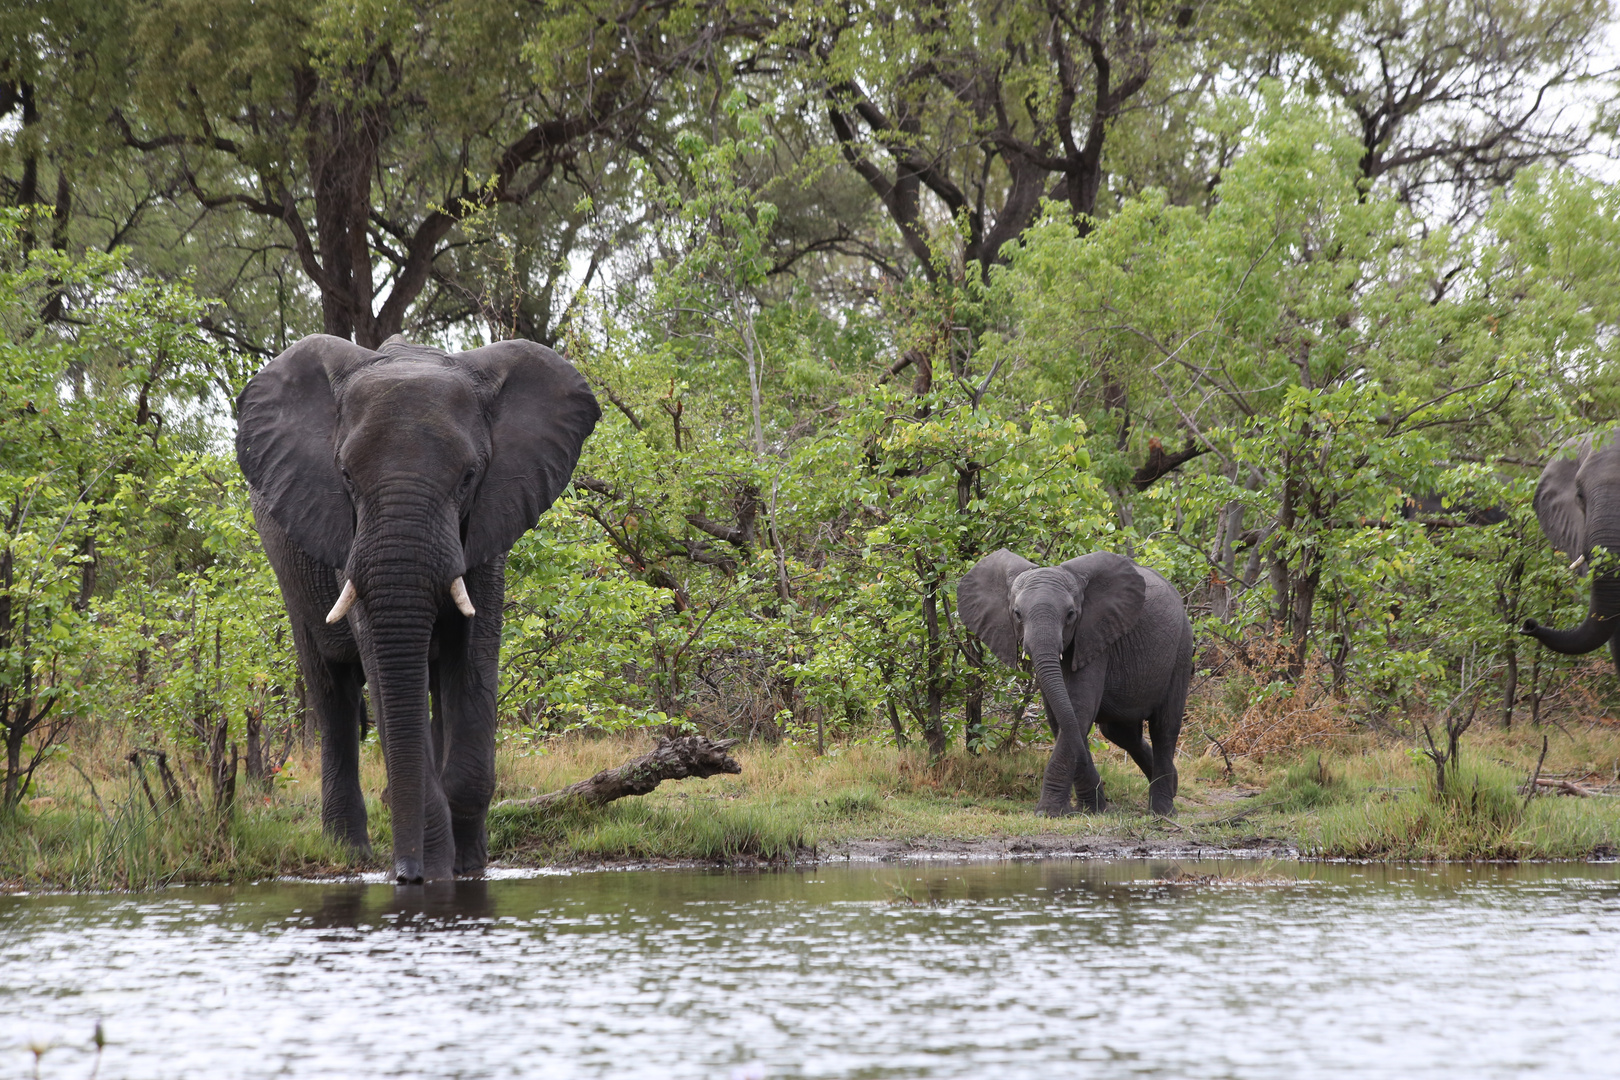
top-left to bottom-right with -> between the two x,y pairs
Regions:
1097,717 -> 1154,782
1609,630 -> 1620,679
1146,678 -> 1190,817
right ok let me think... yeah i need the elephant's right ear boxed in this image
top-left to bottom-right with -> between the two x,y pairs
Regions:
1534,436 -> 1591,568
235,335 -> 375,568
956,549 -> 1037,667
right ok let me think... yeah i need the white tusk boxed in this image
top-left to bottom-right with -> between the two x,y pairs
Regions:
451,576 -> 476,617
325,579 -> 358,624
1571,555 -> 1587,571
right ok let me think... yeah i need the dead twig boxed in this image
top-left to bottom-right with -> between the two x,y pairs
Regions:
1521,734 -> 1550,806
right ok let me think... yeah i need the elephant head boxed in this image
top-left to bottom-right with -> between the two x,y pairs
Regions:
958,549 -> 1145,808
236,334 -> 599,881
1523,432 -> 1620,660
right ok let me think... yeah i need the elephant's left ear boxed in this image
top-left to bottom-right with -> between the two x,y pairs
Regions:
459,340 -> 601,568
1060,552 -> 1147,670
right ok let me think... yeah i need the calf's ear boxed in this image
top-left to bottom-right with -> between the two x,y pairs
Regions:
956,549 -> 1038,667
1059,552 -> 1146,670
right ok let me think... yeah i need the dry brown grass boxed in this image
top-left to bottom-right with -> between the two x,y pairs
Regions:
1191,635 -> 1356,760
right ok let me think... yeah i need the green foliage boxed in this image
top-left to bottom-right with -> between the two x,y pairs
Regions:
988,91 -> 1591,716
1265,753 -> 1350,812
7,5 -> 1620,875
0,211 -> 233,806
489,795 -> 810,864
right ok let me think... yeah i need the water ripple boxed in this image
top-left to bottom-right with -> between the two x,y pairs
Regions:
2,861 -> 1618,1079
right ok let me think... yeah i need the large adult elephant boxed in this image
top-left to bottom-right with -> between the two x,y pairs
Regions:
957,549 -> 1192,816
1522,432 -> 1620,675
236,334 -> 599,882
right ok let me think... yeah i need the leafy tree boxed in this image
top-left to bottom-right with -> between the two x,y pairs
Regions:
989,91 -> 1584,706
27,0 -> 742,351
0,210 -> 220,806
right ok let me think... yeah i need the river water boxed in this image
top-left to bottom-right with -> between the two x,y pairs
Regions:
3,858 -> 1619,1079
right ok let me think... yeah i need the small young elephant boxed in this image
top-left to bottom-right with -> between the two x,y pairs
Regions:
957,549 -> 1192,815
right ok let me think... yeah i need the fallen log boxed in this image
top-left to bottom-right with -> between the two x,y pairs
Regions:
493,735 -> 742,813
1535,777 -> 1598,797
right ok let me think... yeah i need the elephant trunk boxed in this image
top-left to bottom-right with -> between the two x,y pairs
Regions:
367,587 -> 440,884
349,499 -> 464,883
1031,641 -> 1084,813
1524,570 -> 1620,656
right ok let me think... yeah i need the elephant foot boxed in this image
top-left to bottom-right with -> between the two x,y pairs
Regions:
1034,797 -> 1075,817
451,816 -> 489,877
323,820 -> 372,859
1149,773 -> 1178,816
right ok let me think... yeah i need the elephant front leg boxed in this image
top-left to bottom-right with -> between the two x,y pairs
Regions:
1035,746 -> 1078,817
435,559 -> 505,876
1035,671 -> 1106,817
1070,724 -> 1106,812
294,631 -> 372,854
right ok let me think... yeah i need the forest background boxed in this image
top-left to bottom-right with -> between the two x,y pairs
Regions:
4,0 -> 1620,827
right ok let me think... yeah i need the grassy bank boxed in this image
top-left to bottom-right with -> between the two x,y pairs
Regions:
4,719 -> 1620,891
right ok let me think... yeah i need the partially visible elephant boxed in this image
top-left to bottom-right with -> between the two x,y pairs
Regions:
1401,491 -> 1508,527
957,549 -> 1192,816
1522,432 -> 1620,675
236,334 -> 599,882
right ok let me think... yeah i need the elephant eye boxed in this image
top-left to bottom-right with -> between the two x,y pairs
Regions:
1012,606 -> 1022,619
1066,608 -> 1077,622
460,467 -> 477,491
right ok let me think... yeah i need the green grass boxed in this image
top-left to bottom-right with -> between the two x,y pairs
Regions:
5,720 -> 1620,891
0,792 -> 358,891
1298,758 -> 1620,859
1263,753 -> 1352,813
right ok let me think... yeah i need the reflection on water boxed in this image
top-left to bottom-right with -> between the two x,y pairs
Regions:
3,860 -> 1619,1079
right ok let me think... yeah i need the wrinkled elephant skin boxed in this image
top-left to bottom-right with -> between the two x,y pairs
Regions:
1523,432 -> 1620,676
236,334 -> 598,882
957,549 -> 1193,816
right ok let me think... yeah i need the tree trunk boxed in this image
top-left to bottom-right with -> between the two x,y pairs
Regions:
4,717 -> 24,808
963,671 -> 985,754
1501,645 -> 1517,729
245,705 -> 270,790
919,560 -> 947,758
886,697 -> 907,748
